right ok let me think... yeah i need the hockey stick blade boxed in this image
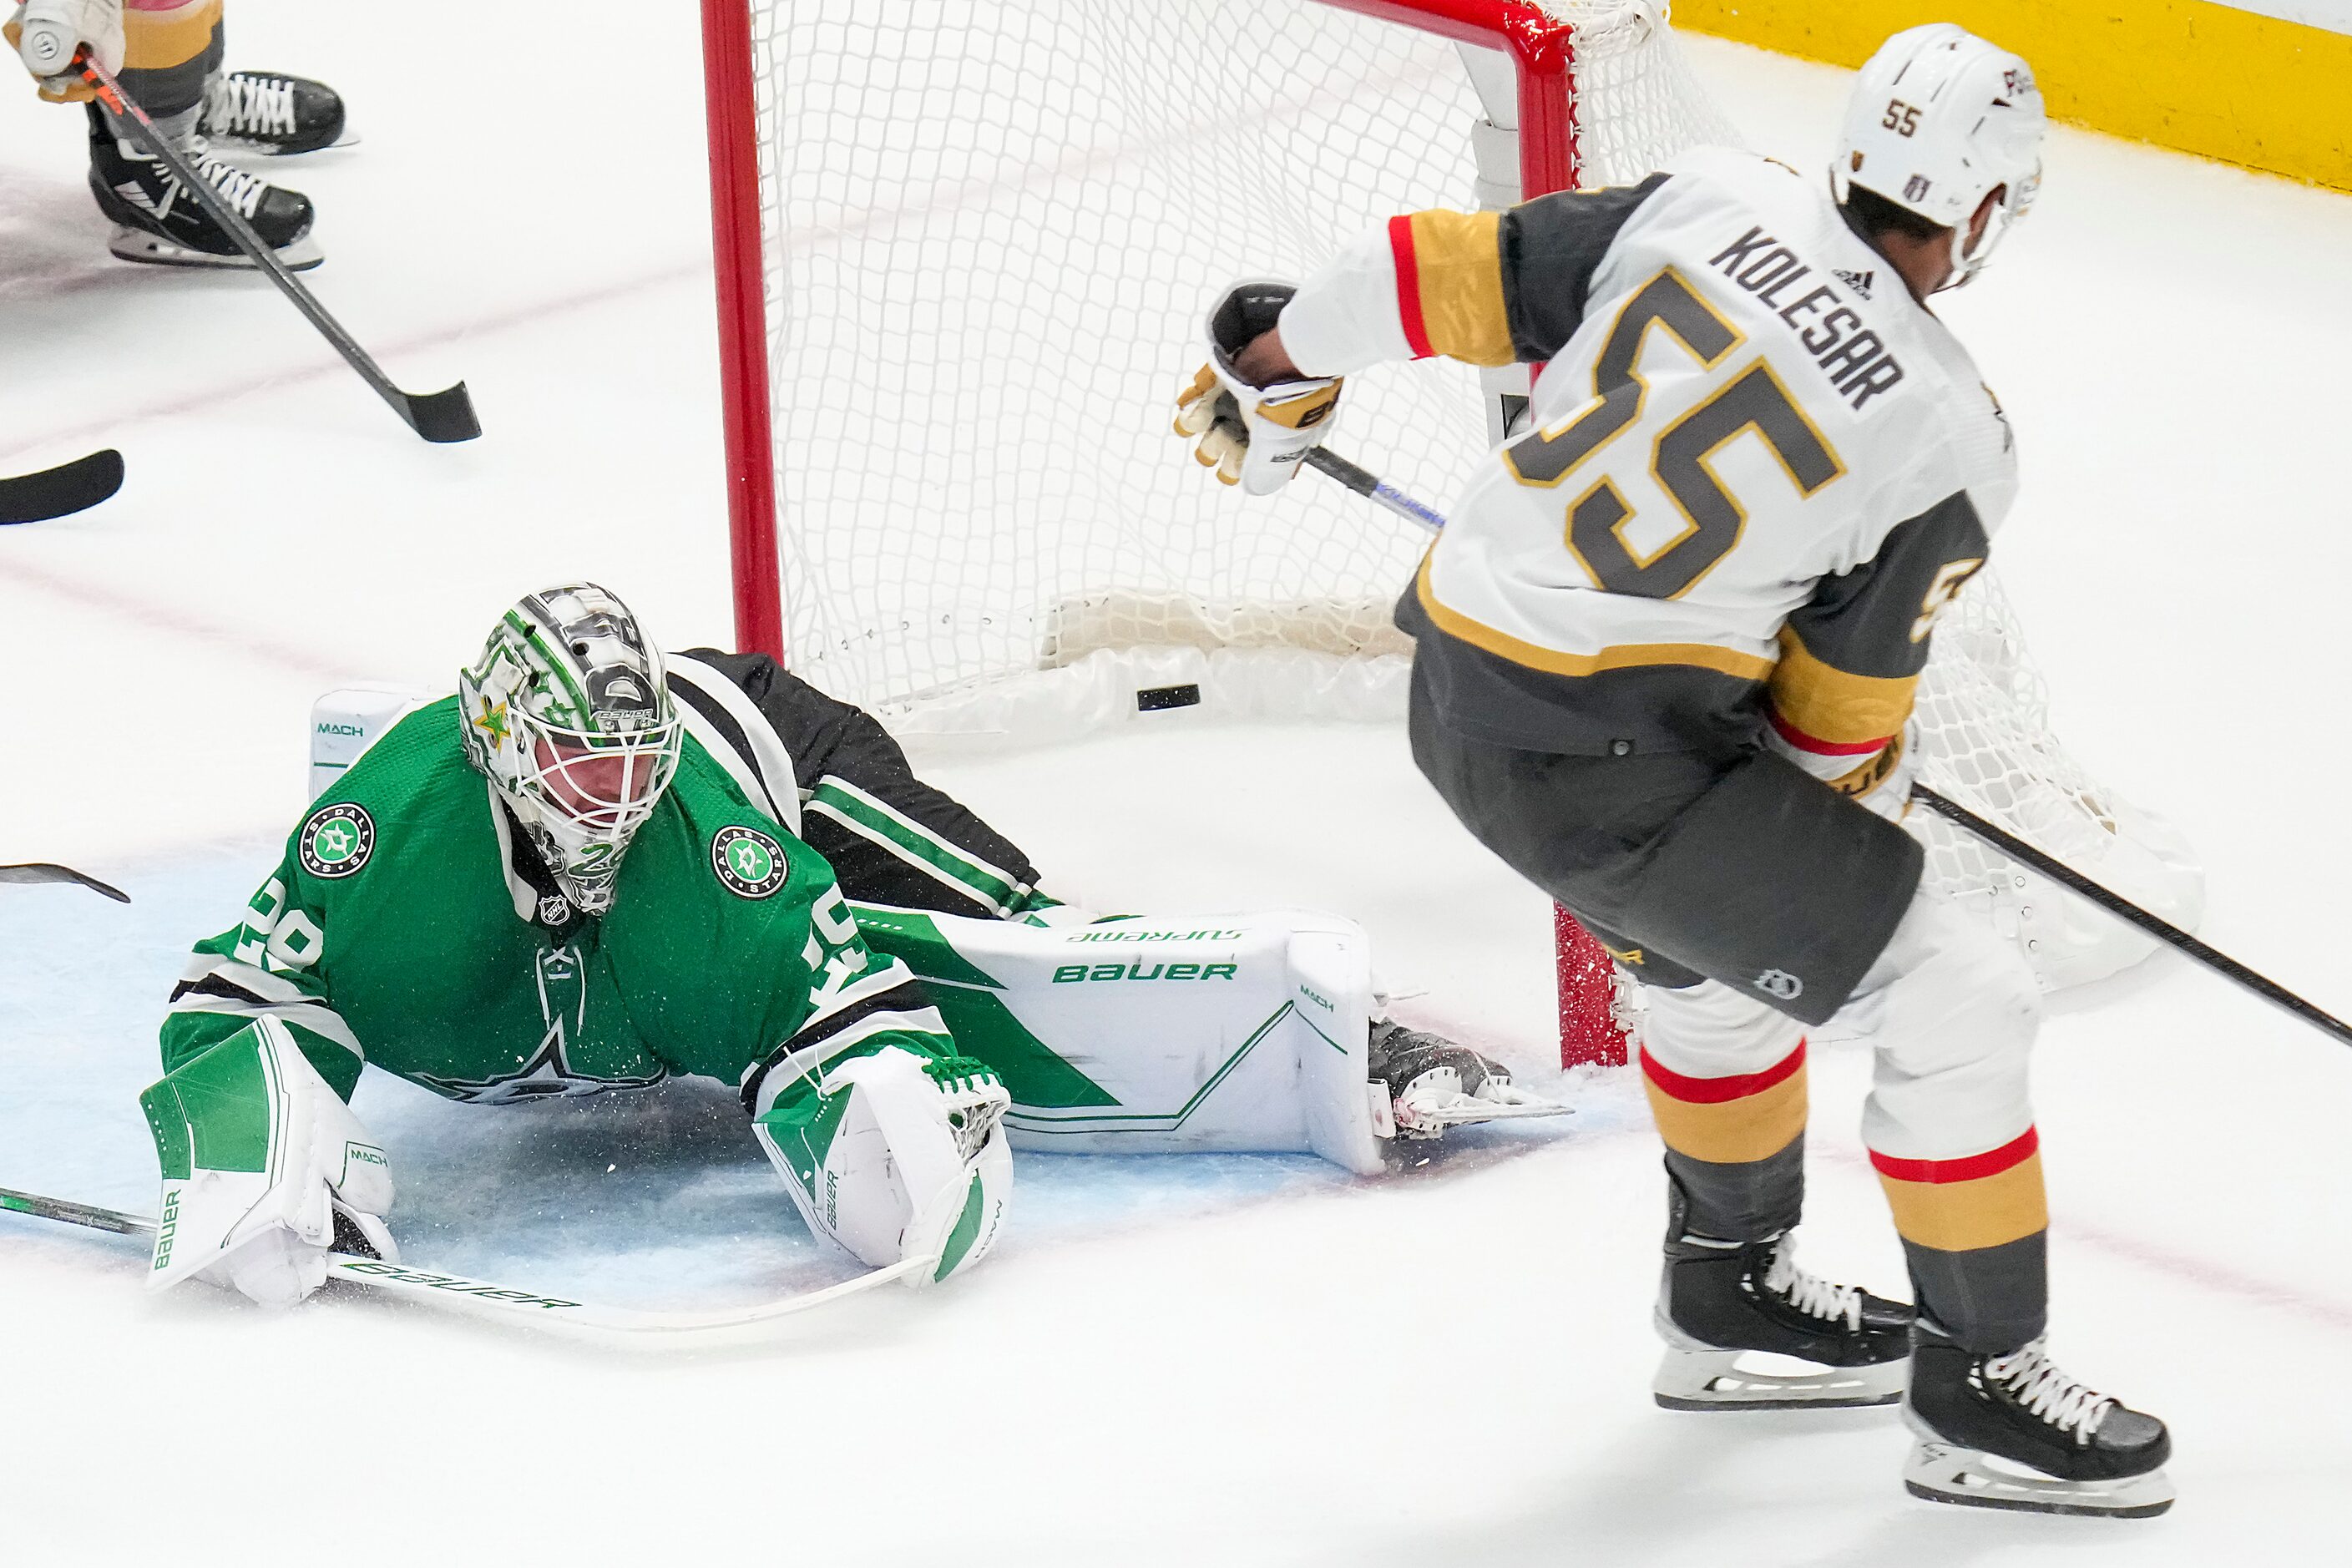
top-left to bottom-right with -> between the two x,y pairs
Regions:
1911,785 -> 2352,1049
0,862 -> 130,901
0,449 -> 123,524
79,58 -> 481,447
403,382 -> 482,444
0,1181 -> 931,1343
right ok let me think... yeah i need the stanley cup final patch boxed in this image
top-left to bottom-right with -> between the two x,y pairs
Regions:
711,825 -> 787,898
300,803 -> 376,878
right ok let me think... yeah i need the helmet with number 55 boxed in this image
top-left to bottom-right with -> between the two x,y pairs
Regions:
1834,23 -> 2047,291
458,584 -> 682,915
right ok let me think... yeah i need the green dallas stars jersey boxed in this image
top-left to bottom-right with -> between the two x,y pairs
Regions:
160,698 -> 955,1113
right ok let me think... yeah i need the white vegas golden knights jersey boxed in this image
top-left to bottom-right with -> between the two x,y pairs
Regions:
1280,148 -> 2016,787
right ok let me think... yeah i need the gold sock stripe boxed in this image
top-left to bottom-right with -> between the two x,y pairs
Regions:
124,0 -> 222,74
1641,1045 -> 1808,1166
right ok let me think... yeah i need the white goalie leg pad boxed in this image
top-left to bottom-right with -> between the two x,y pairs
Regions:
856,905 -> 1384,1175
755,1046 -> 1012,1287
144,1018 -> 396,1308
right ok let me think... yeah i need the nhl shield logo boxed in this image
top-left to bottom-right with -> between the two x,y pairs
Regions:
711,825 -> 787,898
1754,968 -> 1804,1001
300,803 -> 376,879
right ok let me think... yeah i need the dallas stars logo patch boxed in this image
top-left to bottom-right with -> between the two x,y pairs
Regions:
711,825 -> 787,898
301,803 -> 376,879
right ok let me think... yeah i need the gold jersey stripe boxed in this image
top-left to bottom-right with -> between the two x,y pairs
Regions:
1767,626 -> 1917,746
1404,210 -> 1515,367
1415,553 -> 1778,681
1643,1063 -> 1808,1166
124,0 -> 223,73
1878,1153 -> 2050,1253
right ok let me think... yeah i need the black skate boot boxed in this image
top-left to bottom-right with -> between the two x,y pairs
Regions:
1366,1020 -> 1565,1139
86,104 -> 321,271
200,71 -> 350,156
1654,1201 -> 1913,1410
1903,1321 -> 2173,1517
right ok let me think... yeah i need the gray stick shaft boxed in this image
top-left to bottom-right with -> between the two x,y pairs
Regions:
1301,451 -> 2352,1054
83,59 -> 478,443
1910,786 -> 2352,1049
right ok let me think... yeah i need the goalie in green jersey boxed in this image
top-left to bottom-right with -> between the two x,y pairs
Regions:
145,584 -> 1556,1309
144,584 -> 1012,1307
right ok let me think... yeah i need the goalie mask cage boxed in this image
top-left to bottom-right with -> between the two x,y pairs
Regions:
697,0 -> 2203,1070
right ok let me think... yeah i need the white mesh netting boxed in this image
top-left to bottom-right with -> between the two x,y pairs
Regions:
741,0 -> 2200,989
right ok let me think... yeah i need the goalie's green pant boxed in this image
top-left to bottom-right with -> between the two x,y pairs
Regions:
1409,678 -> 2049,1354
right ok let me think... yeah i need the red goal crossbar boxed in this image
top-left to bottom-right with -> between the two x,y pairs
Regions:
695,0 -> 1629,1070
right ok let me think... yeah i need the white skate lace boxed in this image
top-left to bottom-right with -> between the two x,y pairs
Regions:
188,143 -> 267,218
1763,1240 -> 1863,1330
208,73 -> 296,136
1984,1338 -> 2115,1440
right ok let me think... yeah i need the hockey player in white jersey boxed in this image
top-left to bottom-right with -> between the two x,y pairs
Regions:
1178,24 -> 2172,1519
9,0 -> 346,269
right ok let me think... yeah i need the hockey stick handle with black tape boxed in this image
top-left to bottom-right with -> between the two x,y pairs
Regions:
0,1182 -> 933,1340
1303,443 -> 2352,1053
76,56 -> 479,445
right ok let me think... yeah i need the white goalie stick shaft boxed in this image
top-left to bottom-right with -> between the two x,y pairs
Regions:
1306,444 -> 2352,1053
77,58 -> 480,445
0,863 -> 129,901
0,1183 -> 935,1343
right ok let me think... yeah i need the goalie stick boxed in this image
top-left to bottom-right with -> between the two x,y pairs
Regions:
0,449 -> 124,524
1306,444 -> 2352,1052
0,1182 -> 935,1343
76,57 -> 480,446
0,863 -> 129,901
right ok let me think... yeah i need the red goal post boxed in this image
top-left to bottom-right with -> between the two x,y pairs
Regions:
694,0 -> 1689,1070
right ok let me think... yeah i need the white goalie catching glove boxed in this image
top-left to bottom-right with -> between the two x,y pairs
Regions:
7,0 -> 122,100
139,1017 -> 397,1308
1367,1021 -> 1567,1140
754,1046 -> 1012,1287
1173,281 -> 1343,494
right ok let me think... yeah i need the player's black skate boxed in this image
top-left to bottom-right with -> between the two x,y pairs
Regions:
1653,1203 -> 1912,1410
1366,1020 -> 1565,1139
85,104 -> 321,271
1902,1321 -> 2173,1517
200,71 -> 351,156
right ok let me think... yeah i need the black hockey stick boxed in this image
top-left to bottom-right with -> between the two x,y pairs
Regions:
1909,786 -> 2352,1048
0,449 -> 123,524
78,57 -> 480,444
0,862 -> 129,901
1305,445 -> 2352,1051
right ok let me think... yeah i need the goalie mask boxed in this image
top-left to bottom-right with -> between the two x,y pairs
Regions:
458,584 -> 680,915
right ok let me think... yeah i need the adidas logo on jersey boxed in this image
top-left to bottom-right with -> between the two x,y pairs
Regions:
1834,267 -> 1875,299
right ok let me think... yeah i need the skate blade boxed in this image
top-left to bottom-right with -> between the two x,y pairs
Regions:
1902,1439 -> 2175,1519
1652,1346 -> 1906,1411
107,225 -> 324,272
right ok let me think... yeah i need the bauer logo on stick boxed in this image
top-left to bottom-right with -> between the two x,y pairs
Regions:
711,826 -> 787,899
300,803 -> 376,878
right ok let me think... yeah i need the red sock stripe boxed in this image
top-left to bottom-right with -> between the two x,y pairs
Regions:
1388,215 -> 1433,360
1764,706 -> 1890,758
1869,1125 -> 2040,1185
1639,1040 -> 1807,1105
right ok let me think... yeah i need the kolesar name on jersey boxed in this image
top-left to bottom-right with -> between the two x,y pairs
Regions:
1708,226 -> 1905,412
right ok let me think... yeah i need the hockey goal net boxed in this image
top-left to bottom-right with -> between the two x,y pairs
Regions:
698,0 -> 2202,1067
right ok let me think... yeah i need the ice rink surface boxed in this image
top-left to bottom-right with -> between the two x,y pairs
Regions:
6,3 -> 2352,1563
